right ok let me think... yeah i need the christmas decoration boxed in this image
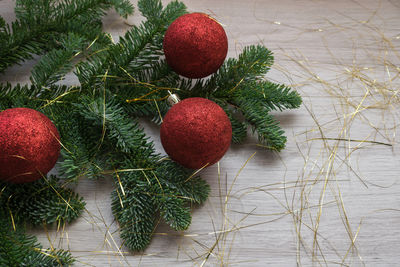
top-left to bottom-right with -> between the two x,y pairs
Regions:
0,108 -> 61,183
160,97 -> 232,169
0,0 -> 301,261
163,12 -> 228,78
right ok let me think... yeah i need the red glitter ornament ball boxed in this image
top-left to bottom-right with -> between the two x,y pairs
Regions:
160,98 -> 232,169
0,108 -> 61,183
163,13 -> 228,79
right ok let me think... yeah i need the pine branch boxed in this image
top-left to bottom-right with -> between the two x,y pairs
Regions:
110,159 -> 209,250
0,16 -> 5,28
76,96 -> 154,155
218,103 -> 248,144
0,82 -> 56,109
75,21 -> 160,85
238,81 -> 302,112
55,104 -> 110,181
111,180 -> 156,251
0,176 -> 85,225
30,33 -> 86,88
156,188 -> 192,231
209,45 -> 274,96
239,99 -> 287,151
155,160 -> 209,205
228,80 -> 301,150
228,112 -> 248,144
0,16 -> 6,41
0,212 -> 74,266
138,0 -> 163,22
0,83 -> 35,109
76,0 -> 186,87
0,0 -> 134,73
110,0 -> 135,19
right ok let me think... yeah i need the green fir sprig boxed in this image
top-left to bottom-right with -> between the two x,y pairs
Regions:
0,180 -> 78,266
0,0 -> 302,263
0,176 -> 85,225
0,0 -> 133,73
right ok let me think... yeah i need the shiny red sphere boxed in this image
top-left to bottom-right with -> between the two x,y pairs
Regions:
0,108 -> 61,183
160,98 -> 232,169
163,13 -> 228,78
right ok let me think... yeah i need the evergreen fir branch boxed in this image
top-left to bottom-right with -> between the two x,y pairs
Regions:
218,103 -> 248,144
0,176 -> 85,225
0,83 -> 77,110
110,0 -> 135,19
160,1 -> 187,25
111,184 -> 156,251
154,160 -> 209,205
238,99 -> 286,151
237,81 -> 302,112
0,19 -> 44,72
56,94 -> 159,181
209,45 -> 274,95
16,249 -> 74,267
59,148 -> 107,181
117,61 -> 181,123
0,16 -> 6,39
76,0 -> 186,87
228,112 -> 248,144
53,0 -> 107,21
30,33 -> 86,88
138,0 -> 163,22
0,16 -> 5,28
0,83 -> 34,109
75,20 -> 160,86
14,0 -> 51,22
152,161 -> 208,230
156,188 -> 192,231
177,175 -> 210,204
0,213 -> 74,266
106,136 -> 209,250
123,99 -> 170,125
75,96 -> 155,155
54,106 -> 108,181
0,0 -> 134,73
260,81 -> 302,111
110,159 -> 209,250
225,80 -> 300,150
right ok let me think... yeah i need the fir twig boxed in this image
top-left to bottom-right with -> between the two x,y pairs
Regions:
0,0 -> 134,73
0,176 -> 85,225
0,211 -> 74,266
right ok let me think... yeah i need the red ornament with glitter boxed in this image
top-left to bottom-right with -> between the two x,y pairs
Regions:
0,107 -> 61,183
160,97 -> 232,169
163,13 -> 228,79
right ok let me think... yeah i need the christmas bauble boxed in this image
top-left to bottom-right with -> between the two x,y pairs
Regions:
160,98 -> 232,169
0,108 -> 61,183
163,13 -> 228,79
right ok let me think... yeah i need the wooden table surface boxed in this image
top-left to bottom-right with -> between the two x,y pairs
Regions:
1,0 -> 400,266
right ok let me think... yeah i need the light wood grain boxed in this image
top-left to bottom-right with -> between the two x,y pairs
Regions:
1,0 -> 400,266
